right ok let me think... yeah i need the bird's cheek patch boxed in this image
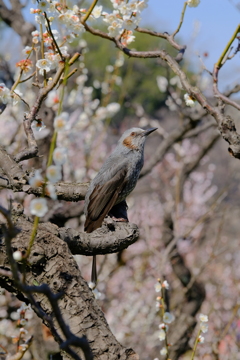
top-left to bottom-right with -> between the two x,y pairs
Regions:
123,136 -> 138,150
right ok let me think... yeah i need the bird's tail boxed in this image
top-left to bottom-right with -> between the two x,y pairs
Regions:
91,255 -> 97,285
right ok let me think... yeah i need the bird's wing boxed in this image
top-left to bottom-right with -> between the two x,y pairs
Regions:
84,164 -> 128,233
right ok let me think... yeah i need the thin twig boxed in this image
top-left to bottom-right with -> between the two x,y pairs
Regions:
172,1 -> 188,37
44,12 -> 64,61
81,0 -> 99,23
215,24 -> 240,69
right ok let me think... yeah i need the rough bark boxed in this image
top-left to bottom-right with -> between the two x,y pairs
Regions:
0,213 -> 139,360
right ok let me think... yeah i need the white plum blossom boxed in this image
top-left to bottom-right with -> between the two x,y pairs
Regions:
169,76 -> 182,88
93,79 -> 101,89
76,74 -> 88,86
46,165 -> 62,183
31,30 -> 39,37
123,31 -> 135,45
184,93 -> 195,107
137,0 -> 149,11
92,5 -> 102,18
106,102 -> 120,116
108,20 -> 123,37
36,59 -> 53,75
95,107 -> 108,121
122,15 -> 140,31
79,39 -> 87,48
103,11 -> 119,24
157,76 -> 168,92
187,0 -> 200,7
17,303 -> 32,313
83,86 -> 93,96
78,112 -> 89,129
58,9 -> 85,35
29,170 -> 43,188
59,46 -> 69,57
20,318 -> 27,326
32,120 -> 46,132
159,323 -> 168,331
88,281 -> 95,290
54,112 -> 69,132
0,83 -> 12,104
163,312 -> 175,324
199,313 -> 208,322
70,22 -> 85,35
154,282 -> 162,293
13,251 -> 23,261
158,329 -> 166,341
45,90 -> 59,109
65,32 -> 76,43
35,14 -> 45,25
90,98 -> 100,110
106,65 -> 114,73
45,183 -> 57,200
162,280 -> 169,289
200,322 -> 208,333
22,46 -> 32,56
92,287 -> 102,299
19,328 -> 28,335
53,147 -> 67,165
38,0 -> 49,11
114,75 -> 122,86
30,198 -> 48,217
115,56 -> 124,67
160,347 -> 167,356
198,335 -> 204,343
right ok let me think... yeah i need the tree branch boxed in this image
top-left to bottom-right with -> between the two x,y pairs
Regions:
0,208 -> 139,360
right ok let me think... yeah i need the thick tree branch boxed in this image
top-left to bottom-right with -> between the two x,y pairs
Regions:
0,209 -> 139,360
0,147 -> 27,186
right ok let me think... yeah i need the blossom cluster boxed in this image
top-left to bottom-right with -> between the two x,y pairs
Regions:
154,279 -> 175,356
103,0 -> 148,41
197,313 -> 208,343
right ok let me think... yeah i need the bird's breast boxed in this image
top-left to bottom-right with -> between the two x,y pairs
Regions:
116,154 -> 144,203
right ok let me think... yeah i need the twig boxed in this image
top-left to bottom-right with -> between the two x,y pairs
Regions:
7,336 -> 33,360
44,12 -> 64,61
213,65 -> 240,111
81,0 -> 99,23
172,1 -> 188,37
215,24 -> 240,69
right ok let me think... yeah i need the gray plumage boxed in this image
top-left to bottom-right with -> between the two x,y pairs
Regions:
84,127 -> 157,284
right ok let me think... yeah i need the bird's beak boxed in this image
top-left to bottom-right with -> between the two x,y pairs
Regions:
142,127 -> 158,136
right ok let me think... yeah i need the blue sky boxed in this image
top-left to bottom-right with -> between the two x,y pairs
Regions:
143,0 -> 240,88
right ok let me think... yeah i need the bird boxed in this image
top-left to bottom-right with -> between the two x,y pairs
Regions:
84,127 -> 157,285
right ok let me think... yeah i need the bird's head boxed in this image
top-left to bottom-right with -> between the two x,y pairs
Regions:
119,127 -> 157,151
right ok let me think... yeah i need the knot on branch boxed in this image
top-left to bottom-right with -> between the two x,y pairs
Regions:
58,218 -> 139,255
219,115 -> 240,158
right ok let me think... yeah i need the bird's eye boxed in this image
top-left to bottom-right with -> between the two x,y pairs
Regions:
131,132 -> 136,136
